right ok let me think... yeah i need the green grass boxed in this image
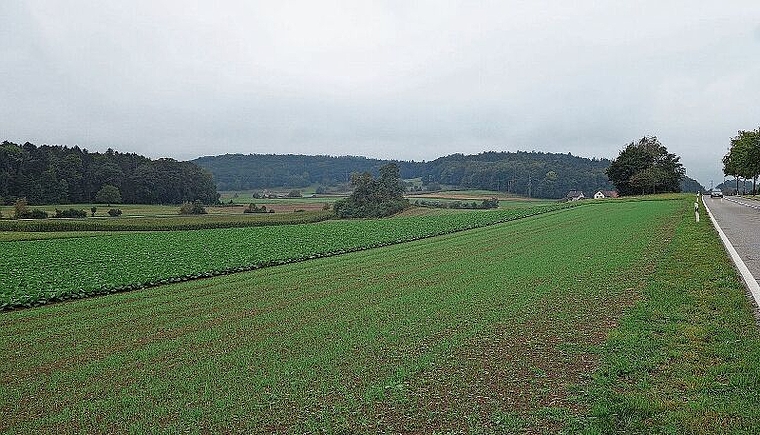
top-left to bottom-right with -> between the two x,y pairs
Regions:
219,193 -> 346,205
1,203 -> 183,217
574,199 -> 760,434
2,196 -> 757,433
0,203 -> 578,310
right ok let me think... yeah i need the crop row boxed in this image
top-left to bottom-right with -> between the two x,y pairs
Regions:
0,202 -> 581,311
0,210 -> 333,232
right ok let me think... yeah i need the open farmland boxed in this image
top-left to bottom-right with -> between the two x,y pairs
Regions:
0,202 -> 577,310
0,209 -> 333,233
2,196 -> 758,433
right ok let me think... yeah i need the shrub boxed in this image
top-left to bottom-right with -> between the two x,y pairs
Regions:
287,190 -> 302,198
243,203 -> 268,213
179,200 -> 207,215
91,207 -> 97,217
13,198 -> 29,219
53,208 -> 87,218
108,208 -> 123,217
481,198 -> 499,209
19,209 -> 49,219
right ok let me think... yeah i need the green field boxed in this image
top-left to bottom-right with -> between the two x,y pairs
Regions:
0,203 -> 577,310
0,210 -> 332,233
2,196 -> 758,433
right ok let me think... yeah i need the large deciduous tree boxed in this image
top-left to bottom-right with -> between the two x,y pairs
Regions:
722,128 -> 760,195
606,136 -> 685,196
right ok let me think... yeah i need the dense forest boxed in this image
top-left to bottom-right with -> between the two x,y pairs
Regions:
1,142 -> 704,205
194,151 -> 612,199
194,151 -> 703,199
0,141 -> 218,205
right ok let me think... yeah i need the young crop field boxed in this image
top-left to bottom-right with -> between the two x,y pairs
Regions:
0,202 -> 578,310
2,196 -> 758,433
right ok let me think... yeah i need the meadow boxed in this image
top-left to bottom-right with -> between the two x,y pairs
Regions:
0,202 -> 577,310
2,196 -> 758,433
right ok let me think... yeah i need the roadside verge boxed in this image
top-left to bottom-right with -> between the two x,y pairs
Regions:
702,196 -> 760,309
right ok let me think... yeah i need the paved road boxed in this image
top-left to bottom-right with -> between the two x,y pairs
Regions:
703,195 -> 760,308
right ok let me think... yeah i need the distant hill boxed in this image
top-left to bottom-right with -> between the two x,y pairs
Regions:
193,151 -> 609,199
194,151 -> 706,200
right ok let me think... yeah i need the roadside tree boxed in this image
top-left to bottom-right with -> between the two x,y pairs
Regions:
723,128 -> 760,194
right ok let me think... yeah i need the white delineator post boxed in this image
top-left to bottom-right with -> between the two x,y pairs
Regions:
695,201 -> 700,222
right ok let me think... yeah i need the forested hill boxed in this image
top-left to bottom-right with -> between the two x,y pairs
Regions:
194,151 -> 616,199
0,141 -> 218,205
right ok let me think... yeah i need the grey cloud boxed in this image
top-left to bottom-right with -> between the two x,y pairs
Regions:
2,1 -> 760,185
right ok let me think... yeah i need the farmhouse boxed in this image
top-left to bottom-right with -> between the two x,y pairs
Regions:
566,190 -> 585,201
593,190 -> 619,199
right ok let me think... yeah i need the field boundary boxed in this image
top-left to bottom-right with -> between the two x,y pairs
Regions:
702,196 -> 760,308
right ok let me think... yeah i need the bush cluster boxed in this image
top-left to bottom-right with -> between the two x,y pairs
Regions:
14,198 -> 48,219
53,208 -> 87,218
108,208 -> 123,217
243,203 -> 273,214
179,200 -> 207,215
333,163 -> 409,218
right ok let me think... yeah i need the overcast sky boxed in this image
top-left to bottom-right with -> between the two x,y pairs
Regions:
2,1 -> 759,186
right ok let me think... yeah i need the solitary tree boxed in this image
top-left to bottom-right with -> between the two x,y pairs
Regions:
606,136 -> 685,196
95,184 -> 122,204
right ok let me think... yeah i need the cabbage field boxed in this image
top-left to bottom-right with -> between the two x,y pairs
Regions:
0,202 -> 579,310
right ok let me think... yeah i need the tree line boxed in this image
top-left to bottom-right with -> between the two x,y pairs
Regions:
194,151 -> 618,199
722,128 -> 760,194
0,141 -> 219,205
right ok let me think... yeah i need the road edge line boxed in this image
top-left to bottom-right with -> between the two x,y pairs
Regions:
702,196 -> 760,308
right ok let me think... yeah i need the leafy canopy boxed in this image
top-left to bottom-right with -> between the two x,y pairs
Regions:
333,163 -> 409,218
723,128 -> 760,183
606,136 -> 685,196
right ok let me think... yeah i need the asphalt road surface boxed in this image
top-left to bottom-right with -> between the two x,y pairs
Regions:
703,195 -> 760,304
